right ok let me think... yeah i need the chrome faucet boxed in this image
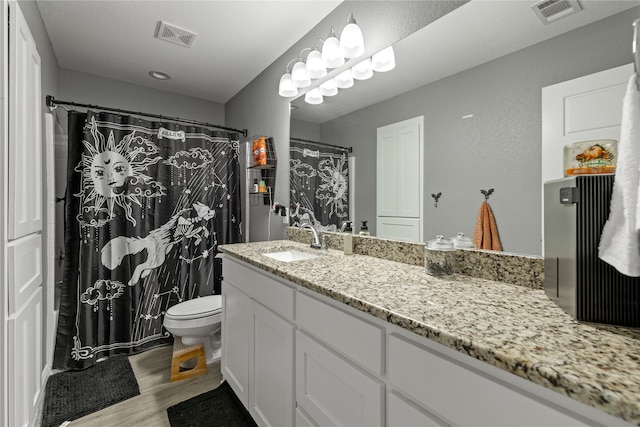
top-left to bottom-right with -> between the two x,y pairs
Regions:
301,223 -> 322,249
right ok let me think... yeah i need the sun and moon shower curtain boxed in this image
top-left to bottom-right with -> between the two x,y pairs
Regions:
54,110 -> 242,370
289,139 -> 349,231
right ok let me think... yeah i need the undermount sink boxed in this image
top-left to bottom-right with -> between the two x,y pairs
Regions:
263,249 -> 319,262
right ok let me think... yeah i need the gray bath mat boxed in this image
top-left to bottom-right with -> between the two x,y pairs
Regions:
41,355 -> 140,427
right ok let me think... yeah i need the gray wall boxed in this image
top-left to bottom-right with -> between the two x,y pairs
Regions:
226,0 -> 468,242
58,68 -> 225,122
318,7 -> 639,256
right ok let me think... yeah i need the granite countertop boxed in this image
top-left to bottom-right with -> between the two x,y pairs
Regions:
220,240 -> 640,425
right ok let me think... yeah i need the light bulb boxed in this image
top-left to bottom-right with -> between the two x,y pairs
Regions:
291,60 -> 311,88
304,88 -> 323,105
372,46 -> 395,72
352,58 -> 373,80
306,49 -> 327,79
322,27 -> 344,68
278,73 -> 298,97
334,69 -> 354,89
339,14 -> 365,58
319,79 -> 338,96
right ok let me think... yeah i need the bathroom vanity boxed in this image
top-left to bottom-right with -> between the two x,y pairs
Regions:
219,240 -> 639,427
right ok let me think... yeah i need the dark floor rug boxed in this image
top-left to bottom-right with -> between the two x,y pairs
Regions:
41,355 -> 140,427
167,380 -> 257,427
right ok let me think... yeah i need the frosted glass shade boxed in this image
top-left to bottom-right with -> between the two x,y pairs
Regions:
291,61 -> 311,88
278,73 -> 298,97
306,50 -> 327,79
304,88 -> 323,105
322,36 -> 344,68
334,69 -> 354,89
352,58 -> 373,80
339,15 -> 364,58
319,79 -> 338,96
372,46 -> 395,72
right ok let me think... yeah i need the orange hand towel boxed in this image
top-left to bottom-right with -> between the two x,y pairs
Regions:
473,201 -> 502,251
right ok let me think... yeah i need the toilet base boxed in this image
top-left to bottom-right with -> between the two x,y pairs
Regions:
180,328 -> 221,365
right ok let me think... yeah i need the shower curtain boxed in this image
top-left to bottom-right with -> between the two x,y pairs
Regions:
289,140 -> 349,231
53,110 -> 242,370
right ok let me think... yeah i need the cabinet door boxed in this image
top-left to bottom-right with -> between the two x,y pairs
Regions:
388,391 -> 450,427
7,288 -> 43,427
249,301 -> 294,427
8,1 -> 42,239
296,331 -> 384,427
221,281 -> 250,407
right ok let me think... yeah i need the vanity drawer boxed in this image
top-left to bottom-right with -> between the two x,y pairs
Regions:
387,333 -> 587,426
222,256 -> 295,321
297,292 -> 384,375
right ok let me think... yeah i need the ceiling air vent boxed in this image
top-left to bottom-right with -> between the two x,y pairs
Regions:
531,0 -> 583,25
156,21 -> 197,48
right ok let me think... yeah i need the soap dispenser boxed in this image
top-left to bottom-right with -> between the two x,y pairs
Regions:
343,221 -> 353,255
359,220 -> 370,236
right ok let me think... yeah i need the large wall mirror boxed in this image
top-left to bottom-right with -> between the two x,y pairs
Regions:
289,1 -> 639,256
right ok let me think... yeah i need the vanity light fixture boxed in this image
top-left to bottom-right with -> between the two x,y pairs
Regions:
321,27 -> 344,68
371,46 -> 396,72
278,59 -> 300,97
306,47 -> 327,79
334,69 -> 354,89
304,87 -> 323,105
339,13 -> 365,58
351,58 -> 373,80
291,58 -> 311,88
319,78 -> 338,96
149,70 -> 171,80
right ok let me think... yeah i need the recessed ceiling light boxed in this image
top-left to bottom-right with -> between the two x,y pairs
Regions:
149,70 -> 171,80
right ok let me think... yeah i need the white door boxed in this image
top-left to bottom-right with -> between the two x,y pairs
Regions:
8,0 -> 41,240
5,2 -> 44,426
541,63 -> 632,250
376,116 -> 424,242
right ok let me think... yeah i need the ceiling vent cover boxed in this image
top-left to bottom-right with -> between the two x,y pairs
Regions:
156,21 -> 197,48
531,0 -> 583,25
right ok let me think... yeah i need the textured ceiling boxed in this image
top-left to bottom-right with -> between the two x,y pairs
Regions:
36,0 -> 343,103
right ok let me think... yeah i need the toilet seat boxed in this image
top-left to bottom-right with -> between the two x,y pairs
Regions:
165,295 -> 222,320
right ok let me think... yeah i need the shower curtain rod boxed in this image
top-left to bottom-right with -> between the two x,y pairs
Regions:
45,95 -> 248,137
290,136 -> 352,153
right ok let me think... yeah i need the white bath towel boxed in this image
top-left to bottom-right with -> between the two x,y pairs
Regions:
598,75 -> 640,277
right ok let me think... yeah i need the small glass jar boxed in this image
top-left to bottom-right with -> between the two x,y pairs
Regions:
425,235 -> 456,276
451,232 -> 475,249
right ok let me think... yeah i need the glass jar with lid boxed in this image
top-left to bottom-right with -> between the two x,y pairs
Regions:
425,235 -> 456,276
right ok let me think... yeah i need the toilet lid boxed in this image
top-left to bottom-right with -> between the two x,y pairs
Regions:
166,295 -> 222,319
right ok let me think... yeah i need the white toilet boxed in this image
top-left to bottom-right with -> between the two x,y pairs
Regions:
163,295 -> 222,364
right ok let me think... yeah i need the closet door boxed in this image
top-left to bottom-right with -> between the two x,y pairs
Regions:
8,0 -> 42,239
5,2 -> 44,426
376,116 -> 424,242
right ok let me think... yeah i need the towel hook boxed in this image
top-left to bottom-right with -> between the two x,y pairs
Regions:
481,188 -> 494,200
431,192 -> 442,208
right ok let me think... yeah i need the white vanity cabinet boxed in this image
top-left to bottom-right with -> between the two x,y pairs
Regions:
221,255 -> 295,427
221,253 -> 631,427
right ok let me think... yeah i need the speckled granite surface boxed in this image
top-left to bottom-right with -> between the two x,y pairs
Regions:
287,227 -> 544,289
220,240 -> 640,425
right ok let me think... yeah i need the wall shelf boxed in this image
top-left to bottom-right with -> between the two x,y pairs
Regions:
248,136 -> 277,205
